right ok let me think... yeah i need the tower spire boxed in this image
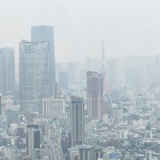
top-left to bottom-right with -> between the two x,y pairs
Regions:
101,32 -> 110,94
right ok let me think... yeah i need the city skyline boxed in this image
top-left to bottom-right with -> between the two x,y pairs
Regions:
1,0 -> 160,63
1,1 -> 160,159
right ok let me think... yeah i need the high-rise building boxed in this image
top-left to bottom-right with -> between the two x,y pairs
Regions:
71,97 -> 85,146
79,145 -> 95,160
27,125 -> 40,159
19,41 -> 51,112
87,71 -> 103,119
31,25 -> 55,96
0,48 -> 15,96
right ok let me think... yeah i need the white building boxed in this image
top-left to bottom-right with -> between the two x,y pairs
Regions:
3,147 -> 15,160
0,115 -> 6,128
42,98 -> 65,118
9,122 -> 17,135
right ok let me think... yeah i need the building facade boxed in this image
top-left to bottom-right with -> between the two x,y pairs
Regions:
87,71 -> 103,119
31,25 -> 55,96
79,145 -> 95,160
19,41 -> 51,112
0,48 -> 15,96
42,97 -> 65,118
27,125 -> 40,159
112,104 -> 123,124
71,97 -> 85,146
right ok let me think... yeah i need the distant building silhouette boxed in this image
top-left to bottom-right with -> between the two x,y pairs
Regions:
67,63 -> 76,85
0,48 -> 15,96
31,25 -> 56,96
59,71 -> 68,90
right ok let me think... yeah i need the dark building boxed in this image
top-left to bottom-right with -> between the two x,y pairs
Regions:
71,97 -> 85,146
87,71 -> 103,119
17,127 -> 26,149
94,147 -> 103,160
79,145 -> 95,160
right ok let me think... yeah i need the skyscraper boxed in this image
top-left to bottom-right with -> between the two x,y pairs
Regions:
71,97 -> 85,146
0,48 -> 15,96
31,25 -> 55,96
87,71 -> 103,119
19,41 -> 51,112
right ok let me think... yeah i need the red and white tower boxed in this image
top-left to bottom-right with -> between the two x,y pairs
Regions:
101,33 -> 110,95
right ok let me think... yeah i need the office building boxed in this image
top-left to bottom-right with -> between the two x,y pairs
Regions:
87,71 -> 103,119
19,41 -> 51,112
112,104 -> 123,124
71,97 -> 85,146
42,97 -> 65,118
27,125 -> 40,159
0,48 -> 15,96
79,145 -> 95,160
31,25 -> 55,95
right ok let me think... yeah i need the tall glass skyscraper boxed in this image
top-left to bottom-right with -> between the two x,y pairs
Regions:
0,48 -> 15,96
31,25 -> 55,96
19,41 -> 51,112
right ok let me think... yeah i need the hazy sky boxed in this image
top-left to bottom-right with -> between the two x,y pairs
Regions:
0,0 -> 160,63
